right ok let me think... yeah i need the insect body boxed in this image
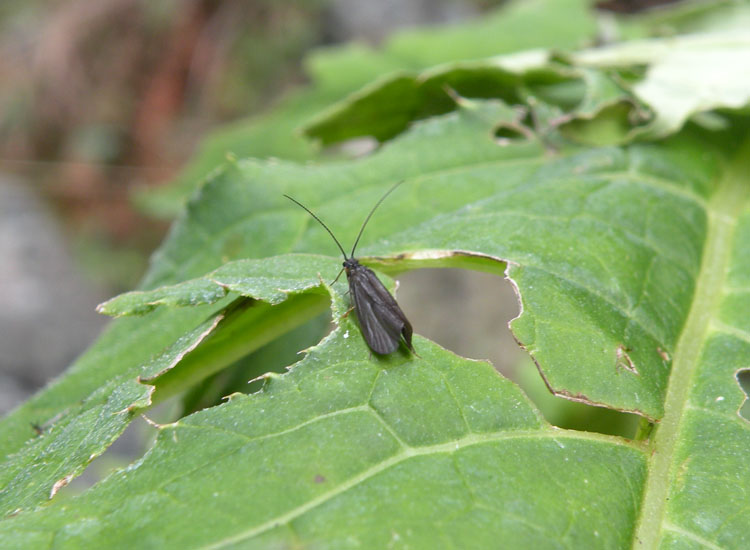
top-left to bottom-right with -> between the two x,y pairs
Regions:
284,182 -> 414,355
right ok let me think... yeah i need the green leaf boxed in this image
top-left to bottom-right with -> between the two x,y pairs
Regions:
574,31 -> 750,139
302,65 -> 523,145
301,53 -> 643,146
3,4 -> 750,543
0,332 -> 647,548
0,317 -> 217,517
140,0 -> 597,217
96,255 -> 339,317
612,0 -> 750,40
634,141 -> 750,548
306,32 -> 750,148
0,303 -> 229,512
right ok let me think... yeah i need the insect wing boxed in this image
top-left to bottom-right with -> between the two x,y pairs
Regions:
348,265 -> 413,355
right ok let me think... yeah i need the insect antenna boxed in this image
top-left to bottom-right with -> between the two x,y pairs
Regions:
283,194 -> 348,260
349,180 -> 404,257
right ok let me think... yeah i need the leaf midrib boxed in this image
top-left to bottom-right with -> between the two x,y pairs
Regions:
633,138 -> 750,548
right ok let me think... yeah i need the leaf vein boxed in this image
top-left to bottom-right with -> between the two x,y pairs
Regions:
197,430 -> 630,549
661,522 -> 724,550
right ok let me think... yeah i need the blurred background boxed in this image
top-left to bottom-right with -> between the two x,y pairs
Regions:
0,0 -> 675,424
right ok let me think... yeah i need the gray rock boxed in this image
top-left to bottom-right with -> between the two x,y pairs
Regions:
397,268 -> 523,376
0,175 -> 106,414
323,0 -> 477,43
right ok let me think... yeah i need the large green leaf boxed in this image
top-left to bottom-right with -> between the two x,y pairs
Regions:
3,2 -> 750,545
0,326 -> 647,548
0,315 -> 212,517
4,90 -> 750,547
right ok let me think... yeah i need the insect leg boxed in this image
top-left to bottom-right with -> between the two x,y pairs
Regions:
330,267 -> 345,285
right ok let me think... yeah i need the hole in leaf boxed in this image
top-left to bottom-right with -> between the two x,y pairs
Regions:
516,355 -> 640,438
397,269 -> 524,374
397,268 -> 640,438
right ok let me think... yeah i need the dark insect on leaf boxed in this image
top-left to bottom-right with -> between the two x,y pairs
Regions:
284,182 -> 414,355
